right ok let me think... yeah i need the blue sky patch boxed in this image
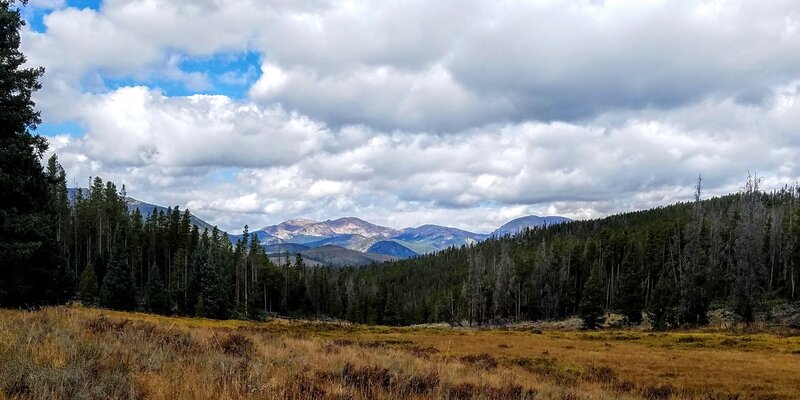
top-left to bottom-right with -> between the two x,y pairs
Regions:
209,167 -> 241,183
37,121 -> 85,138
87,50 -> 261,98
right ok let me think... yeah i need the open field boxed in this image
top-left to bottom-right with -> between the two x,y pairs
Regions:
1,307 -> 799,400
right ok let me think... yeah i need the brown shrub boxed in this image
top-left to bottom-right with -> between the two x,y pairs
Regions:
401,371 -> 440,395
283,373 -> 326,400
512,357 -> 579,387
642,384 -> 676,400
408,345 -> 439,359
445,382 -> 478,400
610,380 -> 636,393
2,366 -> 31,397
341,362 -> 395,393
84,315 -> 130,334
459,353 -> 498,371
444,382 -> 537,400
584,365 -> 616,384
324,394 -> 355,400
332,338 -> 355,347
701,390 -> 742,400
157,330 -> 199,353
482,383 -> 537,400
218,332 -> 255,357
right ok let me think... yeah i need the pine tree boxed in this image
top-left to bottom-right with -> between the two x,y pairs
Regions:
383,291 -> 402,326
680,175 -> 709,326
579,262 -> 606,329
145,263 -> 166,314
100,234 -> 135,310
467,250 -> 486,325
492,245 -> 514,320
648,275 -> 678,330
0,0 -> 73,306
79,263 -> 99,305
196,240 -> 230,319
616,253 -> 644,326
185,234 -> 208,316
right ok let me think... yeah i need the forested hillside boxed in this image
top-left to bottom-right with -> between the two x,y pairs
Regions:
8,156 -> 800,329
325,177 -> 800,327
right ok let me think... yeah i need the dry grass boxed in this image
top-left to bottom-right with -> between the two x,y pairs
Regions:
0,306 -> 798,400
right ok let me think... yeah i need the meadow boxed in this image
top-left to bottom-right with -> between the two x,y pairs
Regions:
1,306 -> 799,400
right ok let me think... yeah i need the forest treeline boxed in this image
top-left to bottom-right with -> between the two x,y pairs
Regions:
327,176 -> 800,328
10,159 -> 800,330
17,163 -> 322,320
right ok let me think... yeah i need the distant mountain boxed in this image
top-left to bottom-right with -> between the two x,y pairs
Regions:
367,240 -> 417,259
64,189 -> 573,265
393,225 -> 488,250
68,188 -> 215,231
303,234 -> 378,252
237,215 -> 573,266
492,215 -> 572,237
300,245 -> 396,266
257,217 -> 398,245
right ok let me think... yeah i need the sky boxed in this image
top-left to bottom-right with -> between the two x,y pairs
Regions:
21,0 -> 800,233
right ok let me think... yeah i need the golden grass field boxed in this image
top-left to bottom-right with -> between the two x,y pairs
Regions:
1,306 -> 799,400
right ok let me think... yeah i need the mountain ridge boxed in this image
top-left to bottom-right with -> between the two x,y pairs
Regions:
246,214 -> 571,261
68,188 -> 571,265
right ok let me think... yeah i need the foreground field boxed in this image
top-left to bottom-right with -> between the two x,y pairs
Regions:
1,307 -> 798,400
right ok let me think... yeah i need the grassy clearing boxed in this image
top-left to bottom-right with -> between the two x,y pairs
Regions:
0,306 -> 798,399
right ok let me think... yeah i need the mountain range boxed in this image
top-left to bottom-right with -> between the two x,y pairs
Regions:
233,214 -> 571,265
68,188 -> 570,266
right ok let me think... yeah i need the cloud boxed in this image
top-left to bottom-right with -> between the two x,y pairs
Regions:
249,0 -> 800,130
46,81 -> 800,232
27,1 -> 800,131
25,0 -> 800,233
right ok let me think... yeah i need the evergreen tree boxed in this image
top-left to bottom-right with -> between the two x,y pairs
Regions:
492,245 -> 514,320
680,175 -> 709,326
185,235 -> 208,316
0,0 -> 73,306
78,263 -> 99,305
145,263 -> 167,314
100,234 -> 135,310
579,262 -> 606,329
648,275 -> 678,330
616,253 -> 644,326
383,291 -> 402,326
46,155 -> 71,266
245,232 -> 263,318
197,241 -> 230,319
732,174 -> 766,323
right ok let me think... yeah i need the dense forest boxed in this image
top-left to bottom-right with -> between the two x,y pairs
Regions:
2,0 -> 799,329
8,160 -> 800,329
338,177 -> 800,328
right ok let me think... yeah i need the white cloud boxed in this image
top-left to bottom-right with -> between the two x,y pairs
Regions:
24,0 -> 800,232
43,81 -> 800,232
